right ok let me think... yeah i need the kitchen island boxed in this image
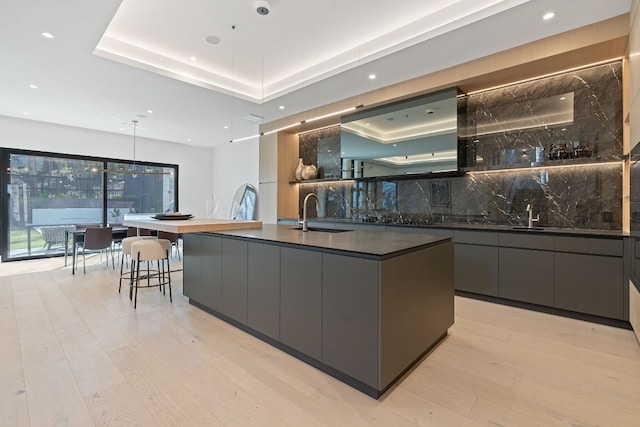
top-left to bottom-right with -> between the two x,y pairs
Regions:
182,224 -> 454,398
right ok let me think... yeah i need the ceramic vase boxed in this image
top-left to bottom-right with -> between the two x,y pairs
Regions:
301,164 -> 317,180
294,158 -> 304,182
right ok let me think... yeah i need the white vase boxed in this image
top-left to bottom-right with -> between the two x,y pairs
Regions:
301,164 -> 317,180
294,158 -> 304,182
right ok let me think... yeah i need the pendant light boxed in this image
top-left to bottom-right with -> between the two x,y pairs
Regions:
93,120 -> 171,175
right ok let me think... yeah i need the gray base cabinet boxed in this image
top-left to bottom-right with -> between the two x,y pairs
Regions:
182,231 -> 454,397
221,239 -> 248,324
555,253 -> 624,319
280,247 -> 322,360
322,254 -> 378,386
499,247 -> 555,306
247,242 -> 280,340
455,244 -> 499,296
182,234 -> 222,311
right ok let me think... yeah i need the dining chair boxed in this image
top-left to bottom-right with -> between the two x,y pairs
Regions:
157,231 -> 181,260
76,226 -> 114,273
127,226 -> 154,237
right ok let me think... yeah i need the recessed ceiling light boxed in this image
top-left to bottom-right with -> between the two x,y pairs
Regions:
560,96 -> 566,100
203,35 -> 222,46
41,32 -> 54,39
187,138 -> 192,142
23,112 -> 30,115
29,84 -> 38,89
224,125 -> 229,129
368,74 -> 376,80
279,105 -> 285,110
147,109 -> 153,114
543,11 -> 555,20
189,56 -> 197,61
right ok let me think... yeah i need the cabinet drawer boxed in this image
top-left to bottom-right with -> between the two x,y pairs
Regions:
554,236 -> 623,257
454,230 -> 499,245
499,233 -> 554,250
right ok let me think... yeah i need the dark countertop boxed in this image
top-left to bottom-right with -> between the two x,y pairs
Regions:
278,218 -> 627,238
204,224 -> 451,260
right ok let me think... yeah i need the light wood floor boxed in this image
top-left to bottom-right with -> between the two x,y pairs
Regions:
1,255 -> 640,426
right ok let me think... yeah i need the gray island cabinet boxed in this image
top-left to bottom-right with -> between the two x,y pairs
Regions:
182,224 -> 454,398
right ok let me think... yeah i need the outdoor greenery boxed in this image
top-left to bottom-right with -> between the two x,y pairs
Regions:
10,229 -> 44,251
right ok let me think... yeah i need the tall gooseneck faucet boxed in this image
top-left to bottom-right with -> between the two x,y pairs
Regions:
302,193 -> 319,232
526,204 -> 540,228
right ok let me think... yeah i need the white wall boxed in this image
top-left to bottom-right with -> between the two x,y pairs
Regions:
0,116 -> 214,218
212,140 -> 259,219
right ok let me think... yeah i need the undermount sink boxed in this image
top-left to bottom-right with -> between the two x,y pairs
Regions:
290,226 -> 352,233
511,226 -> 545,231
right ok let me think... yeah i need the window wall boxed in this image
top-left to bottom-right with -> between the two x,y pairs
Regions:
0,149 -> 178,261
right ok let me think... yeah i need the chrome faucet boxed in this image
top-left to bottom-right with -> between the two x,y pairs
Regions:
526,204 -> 540,228
302,193 -> 319,232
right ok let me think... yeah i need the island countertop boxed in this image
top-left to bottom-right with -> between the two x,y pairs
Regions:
123,217 -> 262,234
204,223 -> 450,260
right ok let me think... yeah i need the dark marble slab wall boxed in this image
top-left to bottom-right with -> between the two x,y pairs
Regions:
297,61 -> 623,230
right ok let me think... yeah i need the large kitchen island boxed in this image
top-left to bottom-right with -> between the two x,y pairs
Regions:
182,224 -> 454,398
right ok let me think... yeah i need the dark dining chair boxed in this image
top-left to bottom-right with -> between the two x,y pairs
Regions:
157,231 -> 181,260
127,226 -> 155,237
76,226 -> 114,273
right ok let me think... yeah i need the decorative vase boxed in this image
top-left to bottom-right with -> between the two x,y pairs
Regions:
301,164 -> 317,180
294,158 -> 304,182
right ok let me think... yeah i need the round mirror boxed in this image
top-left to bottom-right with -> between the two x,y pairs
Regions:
230,183 -> 258,220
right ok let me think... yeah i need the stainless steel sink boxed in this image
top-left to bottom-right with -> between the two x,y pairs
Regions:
290,226 -> 352,233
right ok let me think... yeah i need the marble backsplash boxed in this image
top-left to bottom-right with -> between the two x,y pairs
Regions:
295,61 -> 624,230
461,61 -> 623,169
299,163 -> 622,229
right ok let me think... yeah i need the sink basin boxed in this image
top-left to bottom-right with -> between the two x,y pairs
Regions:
511,226 -> 545,231
290,226 -> 352,233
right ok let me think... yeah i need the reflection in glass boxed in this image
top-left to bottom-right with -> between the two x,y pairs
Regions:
340,88 -> 458,177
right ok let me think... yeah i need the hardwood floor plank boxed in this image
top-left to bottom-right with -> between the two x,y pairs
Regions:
1,257 -> 639,426
84,381 -> 159,426
0,277 -> 30,427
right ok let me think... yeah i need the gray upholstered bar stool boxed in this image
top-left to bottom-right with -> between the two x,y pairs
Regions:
118,235 -> 156,292
128,238 -> 172,309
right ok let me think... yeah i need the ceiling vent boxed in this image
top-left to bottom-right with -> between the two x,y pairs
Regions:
243,113 -> 264,122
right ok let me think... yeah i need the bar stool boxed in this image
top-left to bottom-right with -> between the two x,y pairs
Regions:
129,239 -> 172,309
118,236 -> 156,292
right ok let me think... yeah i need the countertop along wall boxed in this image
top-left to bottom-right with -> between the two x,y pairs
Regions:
0,115 -> 215,218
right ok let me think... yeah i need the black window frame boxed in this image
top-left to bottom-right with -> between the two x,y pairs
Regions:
0,147 -> 179,262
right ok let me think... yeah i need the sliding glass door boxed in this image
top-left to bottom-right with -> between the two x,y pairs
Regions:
1,149 -> 178,261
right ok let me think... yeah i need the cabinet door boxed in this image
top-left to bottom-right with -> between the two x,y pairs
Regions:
221,238 -> 248,324
182,233 -> 201,299
280,247 -> 322,360
247,242 -> 280,340
183,234 -> 222,311
455,243 -> 499,296
499,247 -> 554,306
322,253 -> 378,387
554,253 -> 624,319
